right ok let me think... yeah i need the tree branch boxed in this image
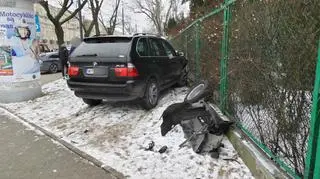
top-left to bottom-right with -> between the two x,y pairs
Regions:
39,1 -> 56,23
61,0 -> 88,25
99,13 -> 109,33
56,0 -> 70,20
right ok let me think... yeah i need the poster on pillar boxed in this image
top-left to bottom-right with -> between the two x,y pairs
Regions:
0,7 -> 40,82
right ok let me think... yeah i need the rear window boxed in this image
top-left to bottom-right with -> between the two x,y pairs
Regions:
71,37 -> 132,58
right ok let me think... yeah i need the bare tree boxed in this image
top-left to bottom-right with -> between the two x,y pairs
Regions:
124,23 -> 134,34
134,0 -> 175,35
99,0 -> 121,35
226,0 -> 320,176
67,0 -> 104,37
117,14 -> 138,35
85,0 -> 104,37
123,17 -> 137,35
39,0 -> 88,46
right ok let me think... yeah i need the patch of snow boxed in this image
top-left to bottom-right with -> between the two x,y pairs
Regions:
50,139 -> 65,148
2,79 -> 254,179
233,130 -> 242,139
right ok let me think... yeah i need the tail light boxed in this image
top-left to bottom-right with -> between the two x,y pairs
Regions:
68,66 -> 79,77
115,63 -> 139,77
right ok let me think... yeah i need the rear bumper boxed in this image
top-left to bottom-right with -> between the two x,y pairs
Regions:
67,80 -> 146,101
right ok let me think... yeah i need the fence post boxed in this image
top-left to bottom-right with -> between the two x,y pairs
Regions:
185,34 -> 188,59
195,21 -> 201,81
219,1 -> 231,113
305,39 -> 320,179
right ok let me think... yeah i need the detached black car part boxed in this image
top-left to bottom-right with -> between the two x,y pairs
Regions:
160,80 -> 233,154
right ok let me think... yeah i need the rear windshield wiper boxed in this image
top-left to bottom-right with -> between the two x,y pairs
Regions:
76,54 -> 98,57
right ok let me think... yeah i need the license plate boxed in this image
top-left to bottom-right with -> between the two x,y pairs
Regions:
86,68 -> 94,75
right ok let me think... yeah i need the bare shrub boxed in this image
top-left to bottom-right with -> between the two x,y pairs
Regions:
228,0 -> 320,176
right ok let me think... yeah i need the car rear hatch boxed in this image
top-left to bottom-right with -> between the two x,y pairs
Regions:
68,36 -> 137,84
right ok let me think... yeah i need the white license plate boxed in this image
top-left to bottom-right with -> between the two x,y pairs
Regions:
86,68 -> 94,74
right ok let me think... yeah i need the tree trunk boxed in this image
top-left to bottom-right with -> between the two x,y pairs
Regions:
84,29 -> 91,37
155,20 -> 163,35
107,28 -> 112,35
55,24 -> 65,47
84,18 -> 96,37
94,17 -> 100,36
83,27 -> 89,38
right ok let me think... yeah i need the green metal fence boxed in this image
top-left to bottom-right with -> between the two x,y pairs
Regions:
171,0 -> 232,104
171,0 -> 320,178
305,40 -> 320,179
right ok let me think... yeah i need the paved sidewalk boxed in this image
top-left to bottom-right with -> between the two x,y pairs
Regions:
40,73 -> 62,85
0,112 -> 114,179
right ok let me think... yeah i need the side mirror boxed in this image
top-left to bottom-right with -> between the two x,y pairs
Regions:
176,50 -> 184,56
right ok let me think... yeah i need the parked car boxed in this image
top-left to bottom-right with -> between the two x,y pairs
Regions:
67,34 -> 188,109
39,43 -> 53,53
39,52 -> 62,73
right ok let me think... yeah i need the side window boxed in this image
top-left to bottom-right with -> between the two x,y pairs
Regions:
149,38 -> 166,56
50,54 -> 59,58
136,38 -> 149,56
161,40 -> 176,57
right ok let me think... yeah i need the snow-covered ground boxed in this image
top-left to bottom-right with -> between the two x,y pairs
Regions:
2,79 -> 253,179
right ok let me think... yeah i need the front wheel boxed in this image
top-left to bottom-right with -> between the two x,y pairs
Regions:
82,98 -> 102,106
48,63 -> 58,73
141,79 -> 159,110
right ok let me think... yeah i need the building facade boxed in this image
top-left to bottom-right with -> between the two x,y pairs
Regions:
34,4 -> 80,50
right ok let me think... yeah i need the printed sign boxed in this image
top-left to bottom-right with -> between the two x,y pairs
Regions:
0,7 -> 40,82
0,46 -> 13,75
35,14 -> 40,33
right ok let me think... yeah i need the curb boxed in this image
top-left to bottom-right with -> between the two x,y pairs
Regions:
0,106 -> 125,179
209,104 -> 289,179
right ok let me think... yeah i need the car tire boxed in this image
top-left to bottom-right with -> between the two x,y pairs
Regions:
184,80 -> 209,104
177,67 -> 188,87
48,63 -> 58,73
141,79 -> 159,110
82,98 -> 102,106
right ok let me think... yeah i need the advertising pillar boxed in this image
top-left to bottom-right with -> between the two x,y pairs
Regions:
0,0 -> 41,103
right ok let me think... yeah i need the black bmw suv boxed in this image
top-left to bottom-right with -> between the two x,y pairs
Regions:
67,34 -> 188,109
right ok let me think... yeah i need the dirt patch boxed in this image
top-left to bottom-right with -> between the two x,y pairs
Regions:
88,121 -> 133,147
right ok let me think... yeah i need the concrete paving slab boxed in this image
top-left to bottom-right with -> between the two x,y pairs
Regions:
0,113 -> 115,179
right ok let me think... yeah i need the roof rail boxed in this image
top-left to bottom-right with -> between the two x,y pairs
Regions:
133,33 -> 162,37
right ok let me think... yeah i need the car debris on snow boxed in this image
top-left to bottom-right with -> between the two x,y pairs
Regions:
160,81 -> 233,158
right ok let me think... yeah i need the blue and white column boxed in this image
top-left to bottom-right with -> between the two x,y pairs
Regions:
0,0 -> 42,103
